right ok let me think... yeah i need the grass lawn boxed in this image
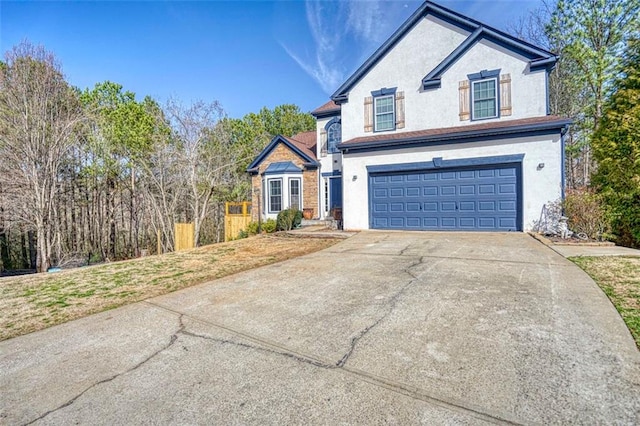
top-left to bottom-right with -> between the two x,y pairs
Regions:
0,235 -> 339,341
571,256 -> 640,348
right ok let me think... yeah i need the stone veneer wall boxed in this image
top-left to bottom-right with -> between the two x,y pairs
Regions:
250,142 -> 319,221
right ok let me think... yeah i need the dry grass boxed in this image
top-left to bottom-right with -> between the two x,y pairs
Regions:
0,235 -> 339,341
571,256 -> 640,348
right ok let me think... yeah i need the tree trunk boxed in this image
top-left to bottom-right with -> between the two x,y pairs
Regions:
28,231 -> 37,270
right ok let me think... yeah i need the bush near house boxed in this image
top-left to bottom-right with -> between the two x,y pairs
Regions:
276,208 -> 302,231
237,219 -> 277,239
562,188 -> 610,240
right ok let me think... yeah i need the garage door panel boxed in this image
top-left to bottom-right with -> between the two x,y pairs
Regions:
406,202 -> 421,212
390,203 -> 404,212
441,202 -> 456,211
499,201 -> 516,211
478,169 -> 496,178
499,184 -> 516,194
478,217 -> 497,228
423,202 -> 438,212
440,186 -> 456,196
373,188 -> 388,198
424,187 -> 438,196
370,164 -> 520,231
441,217 -> 456,227
406,187 -> 420,197
406,217 -> 421,227
478,184 -> 496,194
372,203 -> 388,212
478,201 -> 496,211
459,217 -> 476,228
390,188 -> 404,197
459,185 -> 475,195
459,201 -> 476,211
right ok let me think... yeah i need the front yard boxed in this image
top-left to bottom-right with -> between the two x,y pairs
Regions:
0,235 -> 339,341
571,256 -> 640,348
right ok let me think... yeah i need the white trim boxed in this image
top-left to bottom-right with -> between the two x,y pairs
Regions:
267,178 -> 283,214
374,94 -> 395,131
289,177 -> 302,210
471,77 -> 498,120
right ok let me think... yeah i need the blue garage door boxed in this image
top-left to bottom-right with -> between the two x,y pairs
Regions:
370,164 -> 520,231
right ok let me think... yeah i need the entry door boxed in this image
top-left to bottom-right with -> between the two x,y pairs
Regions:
329,177 -> 343,209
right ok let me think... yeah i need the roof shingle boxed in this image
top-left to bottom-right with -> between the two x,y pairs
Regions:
311,100 -> 340,116
340,116 -> 571,149
286,131 -> 317,160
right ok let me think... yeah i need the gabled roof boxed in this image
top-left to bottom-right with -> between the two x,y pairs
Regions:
338,116 -> 571,152
246,132 -> 318,173
311,100 -> 341,118
331,1 -> 556,101
286,131 -> 317,159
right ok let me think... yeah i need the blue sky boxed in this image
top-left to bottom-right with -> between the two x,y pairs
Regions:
1,1 -> 543,118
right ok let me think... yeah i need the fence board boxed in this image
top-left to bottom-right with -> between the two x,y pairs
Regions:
225,202 -> 252,241
174,223 -> 195,251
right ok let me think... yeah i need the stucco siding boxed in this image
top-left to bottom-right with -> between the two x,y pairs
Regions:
341,133 -> 562,231
316,115 -> 343,218
341,16 -> 547,142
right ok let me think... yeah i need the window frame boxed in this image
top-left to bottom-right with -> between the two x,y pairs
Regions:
371,87 -> 397,132
289,178 -> 301,210
373,94 -> 395,132
326,119 -> 341,153
267,178 -> 283,213
468,69 -> 501,121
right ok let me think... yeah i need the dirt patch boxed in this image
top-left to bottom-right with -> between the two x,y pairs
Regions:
571,256 -> 640,348
0,235 -> 339,341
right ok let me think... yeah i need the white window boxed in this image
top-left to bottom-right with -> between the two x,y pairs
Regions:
472,78 -> 498,120
374,95 -> 395,131
268,179 -> 282,213
289,178 -> 301,210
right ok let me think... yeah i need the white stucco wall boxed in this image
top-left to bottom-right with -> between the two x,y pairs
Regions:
341,134 -> 562,231
316,115 -> 343,218
340,14 -> 548,142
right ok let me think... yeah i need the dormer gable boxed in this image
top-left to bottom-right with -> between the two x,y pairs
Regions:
331,1 -> 556,103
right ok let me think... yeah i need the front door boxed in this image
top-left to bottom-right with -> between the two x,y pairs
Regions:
329,177 -> 343,210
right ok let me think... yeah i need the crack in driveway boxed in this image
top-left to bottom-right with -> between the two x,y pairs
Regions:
23,315 -> 186,426
337,253 -> 422,367
23,241 -> 521,426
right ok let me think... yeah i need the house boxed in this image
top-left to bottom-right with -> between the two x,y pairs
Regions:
247,131 -> 319,221
248,0 -> 570,231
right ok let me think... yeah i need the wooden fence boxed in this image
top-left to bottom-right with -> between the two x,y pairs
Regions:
225,202 -> 252,242
174,223 -> 195,251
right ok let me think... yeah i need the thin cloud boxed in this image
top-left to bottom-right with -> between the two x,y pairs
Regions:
281,0 -> 413,95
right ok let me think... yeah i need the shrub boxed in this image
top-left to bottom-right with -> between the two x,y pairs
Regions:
244,219 -> 277,236
276,208 -> 302,231
262,218 -> 277,233
246,221 -> 260,235
562,188 -> 610,240
236,229 -> 248,239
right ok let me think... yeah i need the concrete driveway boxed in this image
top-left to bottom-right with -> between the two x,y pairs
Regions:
2,232 -> 639,425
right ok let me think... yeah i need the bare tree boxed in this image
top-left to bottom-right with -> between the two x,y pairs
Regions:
0,42 -> 84,272
164,99 -> 237,245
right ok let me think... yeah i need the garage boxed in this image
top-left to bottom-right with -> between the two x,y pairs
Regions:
368,162 -> 521,231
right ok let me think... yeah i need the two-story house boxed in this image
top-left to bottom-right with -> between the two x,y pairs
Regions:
248,0 -> 570,231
